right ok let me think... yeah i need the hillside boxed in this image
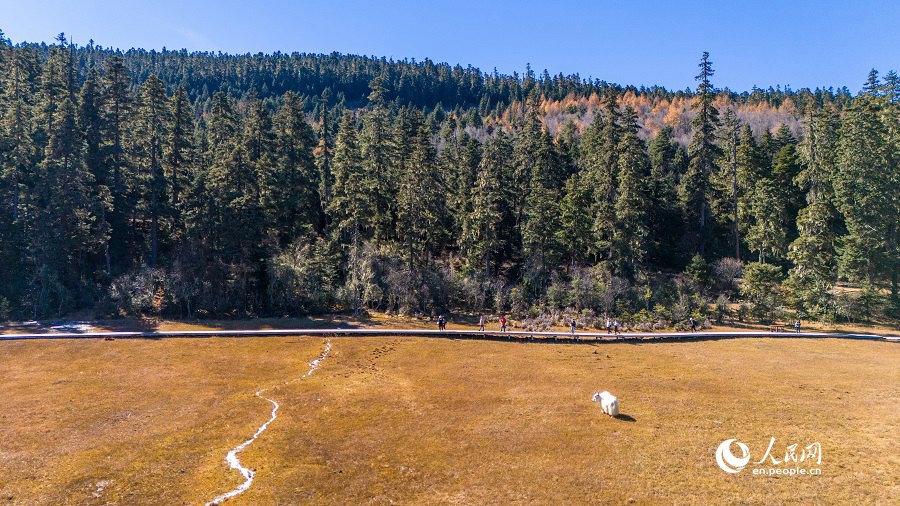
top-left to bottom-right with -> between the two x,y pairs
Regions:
0,33 -> 897,326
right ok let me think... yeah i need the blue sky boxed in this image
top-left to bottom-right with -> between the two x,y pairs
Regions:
2,0 -> 897,92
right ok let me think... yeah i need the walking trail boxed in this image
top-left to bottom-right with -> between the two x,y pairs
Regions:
205,339 -> 332,505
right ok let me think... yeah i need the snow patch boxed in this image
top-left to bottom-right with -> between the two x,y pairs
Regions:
206,339 -> 331,505
49,321 -> 94,332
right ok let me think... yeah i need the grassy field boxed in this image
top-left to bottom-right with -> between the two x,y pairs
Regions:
1,332 -> 897,504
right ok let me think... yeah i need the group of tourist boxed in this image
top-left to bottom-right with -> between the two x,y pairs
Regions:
436,315 -> 805,335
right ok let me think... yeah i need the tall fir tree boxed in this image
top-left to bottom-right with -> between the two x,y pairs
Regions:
359,78 -> 396,243
786,103 -> 841,315
583,91 -> 621,261
834,87 -> 899,294
268,91 -> 319,244
328,112 -> 372,245
394,108 -> 443,270
680,52 -> 721,257
611,107 -> 651,278
133,75 -> 170,266
100,54 -> 133,271
463,131 -> 510,276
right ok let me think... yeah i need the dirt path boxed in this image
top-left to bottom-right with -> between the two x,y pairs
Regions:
206,339 -> 332,505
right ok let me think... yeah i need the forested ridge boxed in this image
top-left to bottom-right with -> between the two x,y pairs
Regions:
1,32 -> 898,326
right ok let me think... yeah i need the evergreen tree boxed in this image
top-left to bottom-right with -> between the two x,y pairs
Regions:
0,45 -> 40,305
611,107 -> 651,278
395,108 -> 442,270
328,112 -> 372,244
646,125 -> 682,267
133,75 -> 170,266
786,103 -> 841,315
268,91 -> 319,244
834,89 -> 899,294
78,68 -> 112,274
100,54 -> 133,271
558,172 -> 592,270
30,96 -> 102,315
746,176 -> 788,264
680,52 -> 721,257
358,79 -> 395,242
583,91 -> 621,260
166,86 -> 194,218
315,88 -> 334,232
713,108 -> 742,258
522,125 -> 563,295
463,131 -> 509,276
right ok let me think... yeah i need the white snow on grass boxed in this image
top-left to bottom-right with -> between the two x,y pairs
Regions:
206,339 -> 331,505
49,321 -> 94,332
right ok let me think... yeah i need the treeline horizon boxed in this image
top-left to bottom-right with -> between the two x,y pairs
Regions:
0,32 -> 897,325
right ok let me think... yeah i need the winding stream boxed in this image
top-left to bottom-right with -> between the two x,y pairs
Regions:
206,339 -> 332,505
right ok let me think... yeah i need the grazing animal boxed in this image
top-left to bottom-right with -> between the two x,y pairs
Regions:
592,391 -> 620,417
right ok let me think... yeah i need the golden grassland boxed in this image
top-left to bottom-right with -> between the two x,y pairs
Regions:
1,330 -> 897,504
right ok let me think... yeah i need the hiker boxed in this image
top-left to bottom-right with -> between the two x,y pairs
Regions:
478,315 -> 485,331
606,317 -> 612,334
613,319 -> 620,336
500,316 -> 507,332
437,315 -> 446,331
689,316 -> 697,332
571,318 -> 577,336
795,320 -> 801,333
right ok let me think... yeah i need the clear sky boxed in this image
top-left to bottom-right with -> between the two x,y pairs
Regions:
2,0 -> 898,92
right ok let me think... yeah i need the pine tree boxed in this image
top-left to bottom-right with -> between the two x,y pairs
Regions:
359,79 -> 395,242
558,172 -> 592,270
78,68 -> 112,274
746,176 -> 788,264
834,87 -> 898,293
101,54 -> 133,270
0,45 -> 40,305
1,46 -> 39,224
134,75 -> 170,266
328,112 -> 372,244
395,108 -> 442,270
611,107 -> 651,278
522,125 -> 563,295
511,96 -> 544,240
463,131 -> 509,276
680,52 -> 721,257
786,103 -> 841,316
714,108 -> 742,258
315,88 -> 334,233
268,91 -> 319,244
584,91 -> 621,260
31,96 -> 102,315
646,125 -> 682,267
166,86 -> 194,219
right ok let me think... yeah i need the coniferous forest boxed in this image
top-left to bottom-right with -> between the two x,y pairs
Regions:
1,32 -> 898,326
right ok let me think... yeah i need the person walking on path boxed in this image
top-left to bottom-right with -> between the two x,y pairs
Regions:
689,317 -> 697,332
438,315 -> 446,331
571,318 -> 577,337
795,319 -> 801,333
606,317 -> 612,335
478,315 -> 485,331
500,316 -> 507,332
613,319 -> 620,336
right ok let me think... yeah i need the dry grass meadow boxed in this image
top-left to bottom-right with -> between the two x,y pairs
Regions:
1,330 -> 897,505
